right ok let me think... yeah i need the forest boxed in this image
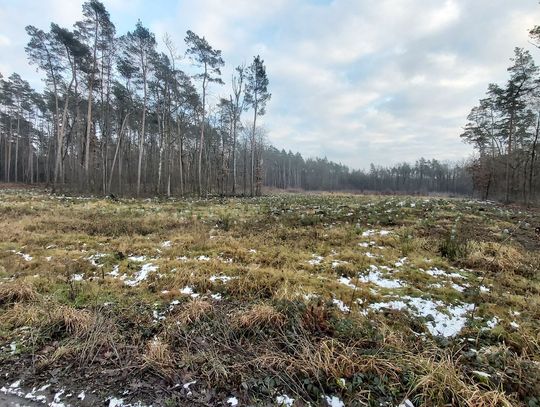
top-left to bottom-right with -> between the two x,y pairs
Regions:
461,44 -> 540,204
1,1 -> 540,203
0,0 -> 473,199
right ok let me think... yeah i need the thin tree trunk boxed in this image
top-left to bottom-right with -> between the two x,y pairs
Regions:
108,113 -> 129,193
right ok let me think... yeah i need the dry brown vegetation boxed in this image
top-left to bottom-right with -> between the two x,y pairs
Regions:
0,189 -> 538,406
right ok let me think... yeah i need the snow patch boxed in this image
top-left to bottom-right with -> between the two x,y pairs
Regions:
324,394 -> 345,407
308,255 -> 324,265
227,396 -> 239,406
358,265 -> 403,289
338,276 -> 356,289
210,275 -> 234,283
124,263 -> 158,286
332,299 -> 350,312
180,286 -> 199,298
276,394 -> 295,406
370,296 -> 473,337
13,251 -> 33,261
128,255 -> 146,262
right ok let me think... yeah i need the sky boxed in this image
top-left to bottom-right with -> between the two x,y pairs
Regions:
1,0 -> 539,169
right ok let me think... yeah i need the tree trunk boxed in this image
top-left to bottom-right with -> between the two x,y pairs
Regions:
250,102 -> 258,197
137,73 -> 147,197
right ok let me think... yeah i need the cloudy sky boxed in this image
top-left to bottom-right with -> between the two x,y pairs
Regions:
1,0 -> 539,169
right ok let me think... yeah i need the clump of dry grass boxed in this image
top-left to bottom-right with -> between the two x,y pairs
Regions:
0,281 -> 38,305
410,351 -> 515,407
50,306 -> 95,337
226,269 -> 286,299
174,299 -> 214,325
0,302 -> 44,327
252,336 -> 402,391
235,304 -> 286,330
142,336 -> 175,380
298,339 -> 401,379
37,344 -> 79,369
465,241 -> 523,273
1,300 -> 121,366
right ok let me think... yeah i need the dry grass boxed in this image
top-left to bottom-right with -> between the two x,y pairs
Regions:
0,281 -> 38,304
174,299 -> 214,325
0,191 -> 539,406
235,304 -> 286,330
142,337 -> 175,380
465,241 -> 523,273
411,352 -> 515,407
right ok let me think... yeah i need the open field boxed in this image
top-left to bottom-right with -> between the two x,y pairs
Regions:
0,189 -> 539,406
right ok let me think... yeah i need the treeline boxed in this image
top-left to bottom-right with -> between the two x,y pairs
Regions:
0,0 -> 475,198
0,0 -> 271,197
461,24 -> 540,204
263,148 -> 472,195
0,0 -> 473,199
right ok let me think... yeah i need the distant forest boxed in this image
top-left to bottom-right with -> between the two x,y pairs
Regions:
0,0 -> 536,201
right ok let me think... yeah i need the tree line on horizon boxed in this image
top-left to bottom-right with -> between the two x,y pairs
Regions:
0,0 -> 476,198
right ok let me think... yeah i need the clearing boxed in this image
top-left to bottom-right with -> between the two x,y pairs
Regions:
0,189 -> 539,406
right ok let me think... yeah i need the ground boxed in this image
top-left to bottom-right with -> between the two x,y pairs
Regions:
0,189 -> 539,406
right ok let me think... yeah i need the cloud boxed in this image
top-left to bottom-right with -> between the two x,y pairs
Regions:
1,0 -> 539,169
0,34 -> 11,47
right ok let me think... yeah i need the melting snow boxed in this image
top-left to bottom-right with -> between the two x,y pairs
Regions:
308,255 -> 324,265
87,253 -> 106,267
227,396 -> 239,406
358,265 -> 403,289
109,265 -> 120,277
338,276 -> 356,289
472,370 -> 491,379
370,296 -> 473,337
324,395 -> 345,407
124,263 -> 158,286
333,299 -> 350,312
425,268 -> 463,279
362,229 -> 391,238
276,394 -> 295,406
180,286 -> 199,298
451,283 -> 465,292
485,316 -> 499,329
395,257 -> 407,267
109,398 -> 124,407
331,260 -> 349,268
13,251 -> 33,261
183,380 -> 197,389
128,255 -> 146,262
